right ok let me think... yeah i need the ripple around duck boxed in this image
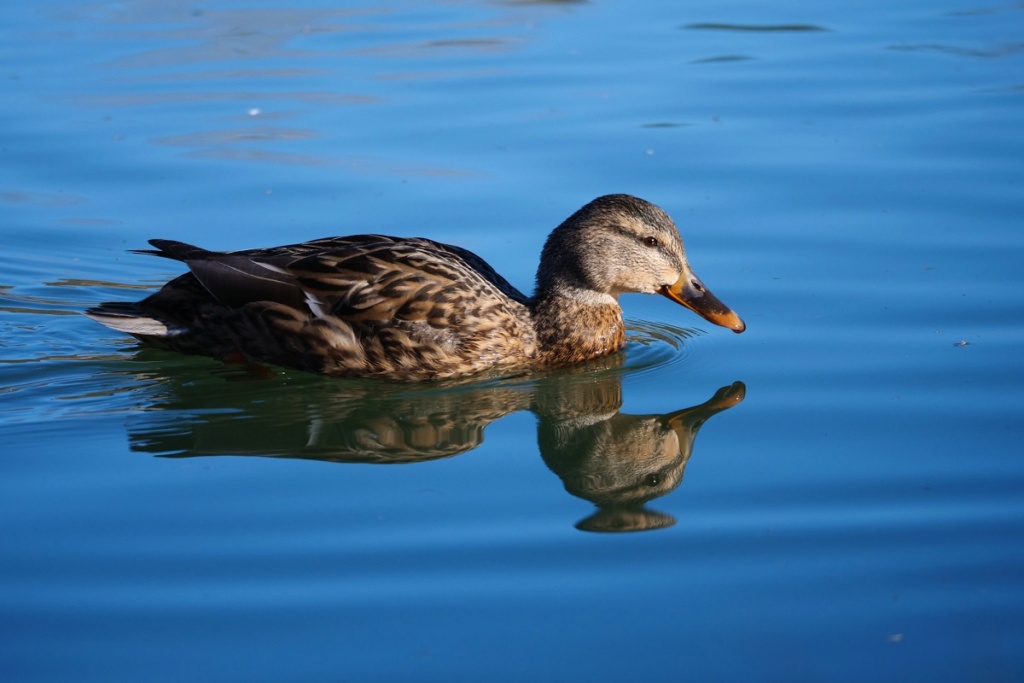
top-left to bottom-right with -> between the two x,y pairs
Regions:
435,318 -> 708,393
621,318 -> 704,378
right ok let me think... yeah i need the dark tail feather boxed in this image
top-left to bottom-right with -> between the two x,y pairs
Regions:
132,239 -> 213,262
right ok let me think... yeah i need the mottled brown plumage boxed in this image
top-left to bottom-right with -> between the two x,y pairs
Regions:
86,194 -> 745,381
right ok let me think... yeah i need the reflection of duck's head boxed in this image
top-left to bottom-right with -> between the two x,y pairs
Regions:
538,381 -> 745,511
538,413 -> 687,507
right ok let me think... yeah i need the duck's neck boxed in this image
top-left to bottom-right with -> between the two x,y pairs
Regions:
529,287 -> 626,367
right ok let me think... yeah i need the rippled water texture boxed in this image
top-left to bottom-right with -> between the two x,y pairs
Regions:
2,1 -> 1023,681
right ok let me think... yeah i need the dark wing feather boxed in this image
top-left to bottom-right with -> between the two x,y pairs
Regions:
142,239 -> 307,310
186,257 -> 308,310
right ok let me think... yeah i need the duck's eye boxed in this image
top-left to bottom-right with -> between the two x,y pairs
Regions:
643,473 -> 662,487
642,236 -> 659,248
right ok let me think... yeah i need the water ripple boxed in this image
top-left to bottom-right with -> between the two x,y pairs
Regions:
622,319 -> 703,377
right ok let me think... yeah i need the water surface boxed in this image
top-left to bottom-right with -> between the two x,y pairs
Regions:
2,0 -> 1023,681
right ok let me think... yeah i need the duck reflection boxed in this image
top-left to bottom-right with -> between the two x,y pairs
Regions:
123,354 -> 743,532
535,380 -> 744,531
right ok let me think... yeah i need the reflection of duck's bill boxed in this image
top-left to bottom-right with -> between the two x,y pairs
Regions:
665,381 -> 746,433
660,273 -> 746,333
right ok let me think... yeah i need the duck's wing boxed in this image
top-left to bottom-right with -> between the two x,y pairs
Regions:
286,239 -> 528,325
263,236 -> 529,306
142,236 -> 529,324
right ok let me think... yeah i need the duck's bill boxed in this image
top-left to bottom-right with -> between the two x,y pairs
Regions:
659,274 -> 746,333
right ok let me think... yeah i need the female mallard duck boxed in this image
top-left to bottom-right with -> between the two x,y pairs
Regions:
86,194 -> 745,381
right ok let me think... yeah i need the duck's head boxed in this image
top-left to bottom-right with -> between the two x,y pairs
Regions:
537,194 -> 746,333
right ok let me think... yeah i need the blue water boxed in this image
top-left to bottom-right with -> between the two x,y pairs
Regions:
2,1 -> 1023,681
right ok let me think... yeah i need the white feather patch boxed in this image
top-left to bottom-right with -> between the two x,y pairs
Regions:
85,312 -> 181,337
254,261 -> 289,275
304,291 -> 331,320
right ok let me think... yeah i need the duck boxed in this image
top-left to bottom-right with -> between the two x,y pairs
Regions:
86,194 -> 745,381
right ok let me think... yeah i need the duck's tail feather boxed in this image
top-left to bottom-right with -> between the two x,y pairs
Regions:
130,238 -> 212,262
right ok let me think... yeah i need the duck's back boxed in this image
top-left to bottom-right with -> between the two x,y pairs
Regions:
87,235 -> 538,380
